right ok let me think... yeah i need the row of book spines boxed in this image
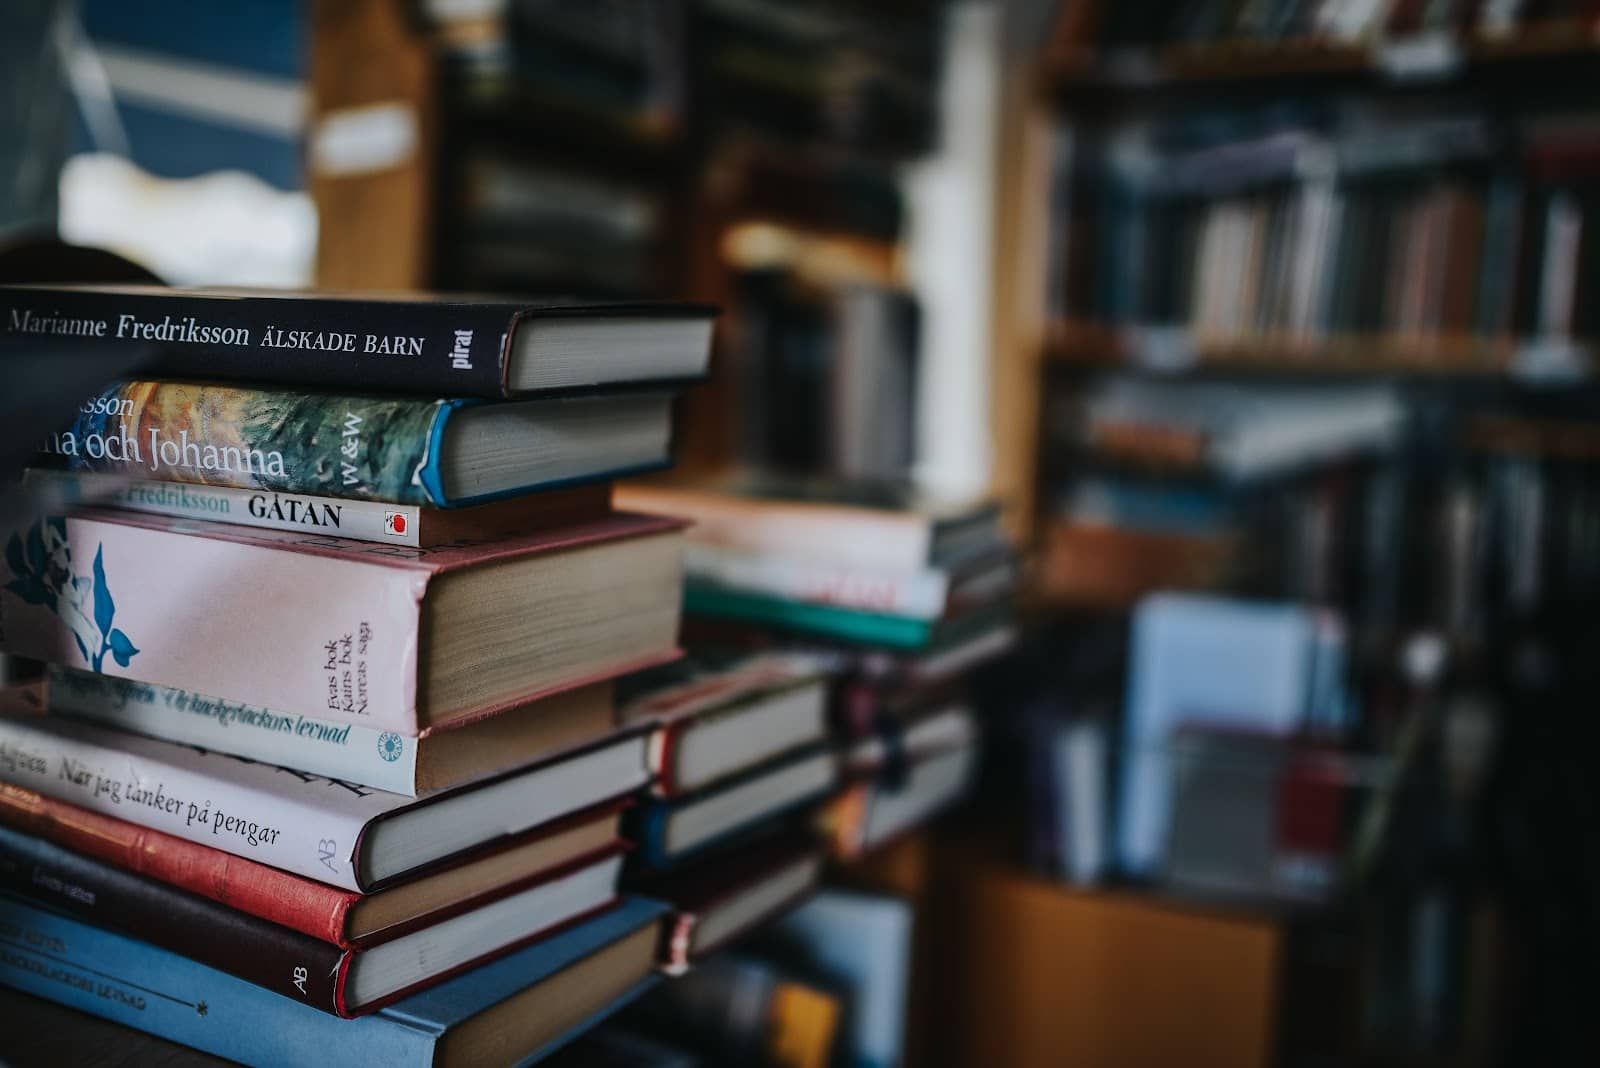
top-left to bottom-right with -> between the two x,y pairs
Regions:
1079,181 -> 1599,343
0,820 -> 350,1014
1051,0 -> 1600,56
0,813 -> 636,1019
0,780 -> 354,944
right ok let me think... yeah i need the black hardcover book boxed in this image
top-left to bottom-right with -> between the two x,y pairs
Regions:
0,284 -> 715,398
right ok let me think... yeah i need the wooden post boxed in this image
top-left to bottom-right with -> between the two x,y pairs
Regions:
308,0 -> 435,290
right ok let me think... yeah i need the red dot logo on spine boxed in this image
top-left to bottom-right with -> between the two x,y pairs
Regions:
384,512 -> 407,536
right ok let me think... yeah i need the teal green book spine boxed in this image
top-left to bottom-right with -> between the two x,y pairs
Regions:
683,584 -> 935,648
38,380 -> 460,506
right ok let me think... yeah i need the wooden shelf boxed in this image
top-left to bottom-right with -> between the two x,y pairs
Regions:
1043,323 -> 1596,381
938,848 -> 1285,1068
1043,21 -> 1600,95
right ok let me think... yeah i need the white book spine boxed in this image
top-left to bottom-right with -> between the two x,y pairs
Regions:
0,712 -> 377,890
26,470 -> 424,546
46,667 -> 422,796
683,544 -> 949,620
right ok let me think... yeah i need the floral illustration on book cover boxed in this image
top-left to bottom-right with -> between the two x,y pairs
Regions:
4,516 -> 138,671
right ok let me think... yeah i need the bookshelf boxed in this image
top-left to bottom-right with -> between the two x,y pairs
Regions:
974,4 -> 1600,1065
938,852 -> 1284,1068
1044,324 -> 1595,381
1043,21 -> 1600,96
308,0 -> 931,484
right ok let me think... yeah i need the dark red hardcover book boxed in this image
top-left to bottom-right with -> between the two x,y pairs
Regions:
0,818 -> 627,1017
632,833 -> 823,974
0,781 -> 626,947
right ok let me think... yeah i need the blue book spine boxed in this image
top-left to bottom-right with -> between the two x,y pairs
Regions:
632,765 -> 833,870
0,893 -> 438,1068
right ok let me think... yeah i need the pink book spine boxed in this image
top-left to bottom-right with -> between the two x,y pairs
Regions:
1,512 -> 425,733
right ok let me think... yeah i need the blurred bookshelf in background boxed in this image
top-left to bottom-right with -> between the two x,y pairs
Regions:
980,3 -> 1600,1066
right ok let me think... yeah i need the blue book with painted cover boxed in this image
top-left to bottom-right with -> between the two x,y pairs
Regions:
0,892 -> 666,1068
33,379 -> 678,507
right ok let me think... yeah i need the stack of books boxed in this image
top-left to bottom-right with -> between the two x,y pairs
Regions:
617,476 -> 1014,865
0,284 -> 715,1065
614,650 -> 834,975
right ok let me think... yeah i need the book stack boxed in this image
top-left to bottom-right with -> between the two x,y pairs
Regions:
0,284 -> 715,1066
613,650 -> 834,975
617,476 -> 1013,866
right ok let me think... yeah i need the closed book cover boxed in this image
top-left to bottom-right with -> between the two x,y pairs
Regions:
0,890 -> 667,1068
37,380 -> 671,506
0,822 -> 625,1016
0,284 -> 713,398
617,651 -> 829,797
0,509 -> 682,733
0,781 -> 625,947
24,469 -> 611,547
0,711 -> 650,892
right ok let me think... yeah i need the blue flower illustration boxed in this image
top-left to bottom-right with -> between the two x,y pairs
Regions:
5,518 -> 138,672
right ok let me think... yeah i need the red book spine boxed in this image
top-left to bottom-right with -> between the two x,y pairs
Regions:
0,818 -> 352,1015
648,720 -> 684,798
0,782 -> 354,945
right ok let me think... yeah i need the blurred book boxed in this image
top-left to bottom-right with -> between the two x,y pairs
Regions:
1072,378 -> 1405,481
544,1025 -> 705,1068
629,746 -> 837,868
621,477 -> 1011,651
731,273 -> 920,480
827,738 -> 977,860
1165,726 -> 1346,902
1117,593 -> 1352,877
757,890 -> 914,1068
618,650 -> 831,798
634,832 -> 824,975
620,953 -> 843,1068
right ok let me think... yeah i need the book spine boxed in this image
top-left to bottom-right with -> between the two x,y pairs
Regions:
0,781 -> 354,944
0,893 -> 438,1067
681,585 -> 935,649
0,824 -> 350,1015
0,512 -> 424,732
645,721 -> 682,799
682,545 -> 949,621
35,381 -> 454,505
0,287 -> 514,397
0,716 -> 370,890
660,910 -> 695,976
631,803 -> 679,870
47,668 -> 423,796
27,470 -> 430,546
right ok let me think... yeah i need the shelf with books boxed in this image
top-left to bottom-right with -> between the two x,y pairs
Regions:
1042,323 -> 1597,381
1042,20 -> 1600,97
